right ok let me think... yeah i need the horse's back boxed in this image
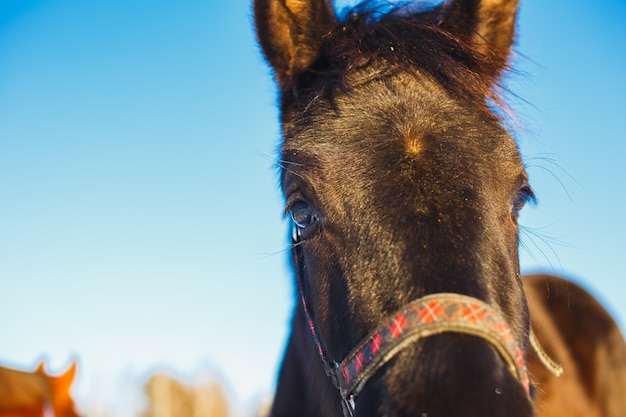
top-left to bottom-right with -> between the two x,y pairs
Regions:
524,274 -> 626,417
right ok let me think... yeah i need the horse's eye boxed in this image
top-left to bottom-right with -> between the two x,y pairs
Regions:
291,201 -> 316,230
512,186 -> 535,215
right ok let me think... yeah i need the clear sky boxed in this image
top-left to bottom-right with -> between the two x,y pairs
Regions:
1,0 -> 624,416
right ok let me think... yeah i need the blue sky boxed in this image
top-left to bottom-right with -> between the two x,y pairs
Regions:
0,0 -> 624,415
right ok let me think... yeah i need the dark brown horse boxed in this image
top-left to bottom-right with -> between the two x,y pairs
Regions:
253,0 -> 626,416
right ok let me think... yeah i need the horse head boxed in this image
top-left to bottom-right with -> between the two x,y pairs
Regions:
255,1 -> 536,415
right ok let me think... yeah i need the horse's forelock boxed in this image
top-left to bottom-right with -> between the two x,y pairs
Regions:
296,1 -> 512,116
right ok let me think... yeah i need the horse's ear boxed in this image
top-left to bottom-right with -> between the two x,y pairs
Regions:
62,360 -> 77,382
440,0 -> 520,75
36,360 -> 46,374
254,0 -> 335,89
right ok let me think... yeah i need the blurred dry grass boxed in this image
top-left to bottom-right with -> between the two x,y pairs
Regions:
136,371 -> 270,417
141,373 -> 229,417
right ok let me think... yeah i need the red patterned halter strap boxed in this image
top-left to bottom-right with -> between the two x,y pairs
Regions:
299,291 -> 531,416
334,293 -> 530,399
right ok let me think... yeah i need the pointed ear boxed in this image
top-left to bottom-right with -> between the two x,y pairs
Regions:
440,0 -> 520,74
254,0 -> 335,89
63,360 -> 77,382
36,360 -> 46,374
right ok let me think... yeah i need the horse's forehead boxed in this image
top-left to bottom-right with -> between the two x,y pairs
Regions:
283,74 -> 520,168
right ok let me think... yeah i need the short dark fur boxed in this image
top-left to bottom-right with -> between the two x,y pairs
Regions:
253,1 -> 626,416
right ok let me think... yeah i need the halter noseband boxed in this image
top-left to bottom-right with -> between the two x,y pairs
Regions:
299,290 -> 531,417
292,232 -> 562,417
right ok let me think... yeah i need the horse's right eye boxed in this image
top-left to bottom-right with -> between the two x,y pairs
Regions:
511,186 -> 536,216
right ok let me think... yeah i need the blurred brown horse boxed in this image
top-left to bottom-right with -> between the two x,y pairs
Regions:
0,361 -> 80,417
525,274 -> 626,417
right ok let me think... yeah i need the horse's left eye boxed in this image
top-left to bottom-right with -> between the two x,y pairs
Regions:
512,187 -> 535,215
290,201 -> 317,231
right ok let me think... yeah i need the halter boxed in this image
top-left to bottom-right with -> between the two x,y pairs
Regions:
292,234 -> 562,417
